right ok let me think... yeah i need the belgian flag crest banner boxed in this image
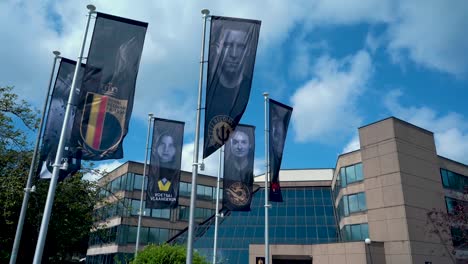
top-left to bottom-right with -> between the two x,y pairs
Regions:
71,13 -> 147,160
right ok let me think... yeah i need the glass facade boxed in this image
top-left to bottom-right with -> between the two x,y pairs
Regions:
333,163 -> 363,198
440,168 -> 468,192
88,224 -> 170,247
172,187 -> 338,264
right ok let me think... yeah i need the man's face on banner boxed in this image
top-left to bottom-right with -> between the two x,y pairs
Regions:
230,130 -> 250,158
157,135 -> 176,163
217,29 -> 248,88
272,120 -> 285,156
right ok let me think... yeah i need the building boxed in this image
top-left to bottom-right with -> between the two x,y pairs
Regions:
85,161 -> 221,263
86,117 -> 468,264
173,117 -> 468,264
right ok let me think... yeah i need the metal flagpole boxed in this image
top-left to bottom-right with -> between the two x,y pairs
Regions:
187,8 -> 209,264
212,146 -> 224,264
135,113 -> 154,258
32,5 -> 96,264
263,92 -> 270,264
9,50 -> 61,264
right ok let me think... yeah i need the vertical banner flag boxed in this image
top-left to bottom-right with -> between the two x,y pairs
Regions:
269,99 -> 293,202
38,58 -> 83,180
203,16 -> 261,158
223,125 -> 255,211
71,13 -> 147,160
146,118 -> 185,209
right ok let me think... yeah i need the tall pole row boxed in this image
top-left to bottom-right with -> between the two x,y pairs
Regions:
263,92 -> 270,264
9,51 -> 61,264
33,5 -> 96,264
187,8 -> 210,264
212,146 -> 224,264
135,113 -> 154,258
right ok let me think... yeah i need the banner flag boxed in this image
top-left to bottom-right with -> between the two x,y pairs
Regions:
146,118 -> 185,209
38,58 -> 83,180
269,99 -> 293,202
223,124 -> 255,211
203,16 -> 261,158
71,12 -> 147,160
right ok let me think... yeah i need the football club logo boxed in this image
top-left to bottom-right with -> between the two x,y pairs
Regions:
226,181 -> 251,207
80,85 -> 127,158
208,115 -> 234,147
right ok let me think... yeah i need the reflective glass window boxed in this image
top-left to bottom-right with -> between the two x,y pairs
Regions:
134,174 -> 143,190
346,166 -> 356,183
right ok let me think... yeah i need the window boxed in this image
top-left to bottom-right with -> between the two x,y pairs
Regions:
441,168 -> 468,192
134,174 -> 143,190
342,223 -> 369,241
332,163 -> 364,198
336,192 -> 367,221
179,206 -> 190,220
179,182 -> 191,197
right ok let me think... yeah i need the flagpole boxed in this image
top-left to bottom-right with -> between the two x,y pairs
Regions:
187,8 -> 210,264
212,146 -> 223,264
9,51 -> 61,264
32,5 -> 96,264
135,113 -> 153,258
263,92 -> 270,264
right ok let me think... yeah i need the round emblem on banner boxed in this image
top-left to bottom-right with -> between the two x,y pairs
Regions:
226,182 -> 251,207
208,115 -> 234,146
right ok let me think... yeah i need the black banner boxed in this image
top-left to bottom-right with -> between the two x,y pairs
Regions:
71,13 -> 147,160
269,99 -> 293,202
223,124 -> 255,211
146,118 -> 185,209
203,16 -> 261,158
38,58 -> 83,180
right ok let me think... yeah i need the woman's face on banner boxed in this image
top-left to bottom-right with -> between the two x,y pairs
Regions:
230,131 -> 250,158
157,135 -> 176,163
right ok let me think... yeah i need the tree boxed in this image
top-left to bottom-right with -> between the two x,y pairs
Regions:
427,187 -> 468,263
0,86 -> 100,263
132,244 -> 209,264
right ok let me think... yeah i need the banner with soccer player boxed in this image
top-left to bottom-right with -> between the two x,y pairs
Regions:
203,16 -> 261,159
146,118 -> 184,209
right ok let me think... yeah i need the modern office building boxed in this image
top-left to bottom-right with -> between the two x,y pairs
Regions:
85,161 -> 221,263
173,117 -> 468,264
86,117 -> 467,264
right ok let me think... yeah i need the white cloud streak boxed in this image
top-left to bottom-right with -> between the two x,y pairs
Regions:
291,50 -> 372,142
384,90 -> 468,164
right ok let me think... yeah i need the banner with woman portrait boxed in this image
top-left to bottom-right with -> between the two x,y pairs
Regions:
203,16 -> 261,159
146,118 -> 184,209
223,124 -> 255,211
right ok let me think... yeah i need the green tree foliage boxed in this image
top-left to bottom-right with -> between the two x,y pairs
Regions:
0,86 -> 99,263
132,244 -> 209,264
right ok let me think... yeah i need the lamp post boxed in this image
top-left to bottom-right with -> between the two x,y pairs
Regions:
365,238 -> 373,264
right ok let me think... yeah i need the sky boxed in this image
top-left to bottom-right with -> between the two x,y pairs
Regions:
2,0 -> 467,180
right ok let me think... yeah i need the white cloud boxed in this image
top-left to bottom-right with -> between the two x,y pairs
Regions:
384,90 -> 468,164
387,0 -> 468,76
291,50 -> 372,142
342,134 -> 360,154
83,160 -> 123,181
181,141 -> 220,177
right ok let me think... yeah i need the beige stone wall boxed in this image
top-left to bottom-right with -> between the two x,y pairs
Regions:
249,242 -> 384,264
359,117 -> 454,264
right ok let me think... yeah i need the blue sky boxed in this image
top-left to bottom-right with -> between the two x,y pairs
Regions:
1,0 -> 467,179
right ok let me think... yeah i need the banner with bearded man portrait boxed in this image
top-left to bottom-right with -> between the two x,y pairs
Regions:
203,16 -> 261,159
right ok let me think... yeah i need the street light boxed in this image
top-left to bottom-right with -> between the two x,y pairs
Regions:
365,238 -> 373,264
